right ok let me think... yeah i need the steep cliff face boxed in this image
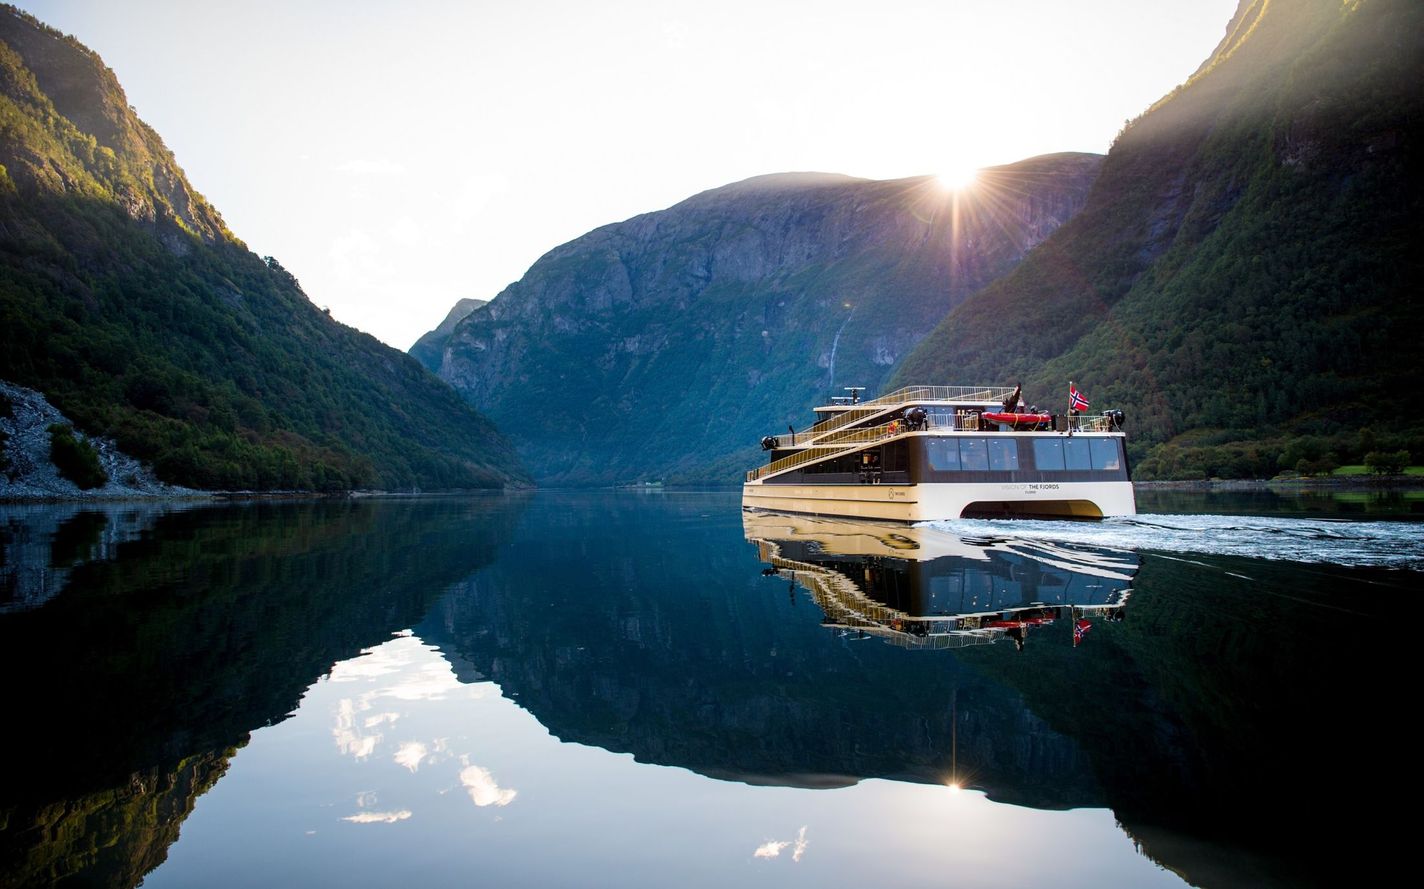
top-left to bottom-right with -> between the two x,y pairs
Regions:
0,8 -> 226,247
0,6 -> 525,491
410,297 -> 486,372
432,154 -> 1102,484
892,0 -> 1424,477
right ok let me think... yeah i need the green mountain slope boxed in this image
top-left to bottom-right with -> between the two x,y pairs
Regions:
892,0 -> 1424,479
0,6 -> 525,490
428,156 -> 1103,485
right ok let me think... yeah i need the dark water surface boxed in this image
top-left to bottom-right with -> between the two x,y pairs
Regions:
0,491 -> 1416,888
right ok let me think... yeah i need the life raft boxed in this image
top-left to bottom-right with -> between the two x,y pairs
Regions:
980,411 -> 1053,430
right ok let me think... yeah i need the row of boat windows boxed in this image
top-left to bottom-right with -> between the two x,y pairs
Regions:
925,437 -> 1122,473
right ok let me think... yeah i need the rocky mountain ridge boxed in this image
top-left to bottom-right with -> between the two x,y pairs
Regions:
410,297 -> 486,372
424,154 -> 1103,484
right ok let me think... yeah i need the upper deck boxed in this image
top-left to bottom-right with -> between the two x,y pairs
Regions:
752,384 -> 1124,483
801,385 -> 1018,442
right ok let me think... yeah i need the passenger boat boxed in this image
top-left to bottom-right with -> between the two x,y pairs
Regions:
743,384 -> 1136,521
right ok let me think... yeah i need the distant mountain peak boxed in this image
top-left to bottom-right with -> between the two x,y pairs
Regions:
424,153 -> 1104,484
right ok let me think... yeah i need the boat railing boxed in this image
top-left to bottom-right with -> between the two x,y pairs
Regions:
801,385 -> 1017,440
748,410 -> 1125,481
747,416 -> 907,481
1074,414 -> 1115,432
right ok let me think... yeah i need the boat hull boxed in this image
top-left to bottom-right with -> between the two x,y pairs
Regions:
741,479 -> 1137,522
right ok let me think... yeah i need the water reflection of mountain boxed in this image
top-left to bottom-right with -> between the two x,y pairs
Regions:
0,498 -> 525,889
418,498 -> 1119,808
0,501 -> 201,614
420,499 -> 1404,889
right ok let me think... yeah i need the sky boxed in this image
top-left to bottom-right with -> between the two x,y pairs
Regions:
17,0 -> 1238,349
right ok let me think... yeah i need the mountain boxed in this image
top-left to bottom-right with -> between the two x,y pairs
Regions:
892,0 -> 1424,479
426,155 -> 1102,484
410,297 -> 486,372
0,7 -> 525,491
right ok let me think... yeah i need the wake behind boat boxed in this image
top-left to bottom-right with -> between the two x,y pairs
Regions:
743,383 -> 1136,522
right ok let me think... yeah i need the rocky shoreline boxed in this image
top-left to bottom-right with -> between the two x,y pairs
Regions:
1,380 -> 199,502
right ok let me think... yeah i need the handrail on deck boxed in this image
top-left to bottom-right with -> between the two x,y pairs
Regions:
748,416 -> 905,480
802,385 -> 1016,441
747,411 -> 1124,482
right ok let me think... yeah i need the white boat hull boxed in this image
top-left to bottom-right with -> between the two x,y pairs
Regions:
741,479 -> 1137,522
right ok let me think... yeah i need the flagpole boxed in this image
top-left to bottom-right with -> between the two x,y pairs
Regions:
1067,380 -> 1074,436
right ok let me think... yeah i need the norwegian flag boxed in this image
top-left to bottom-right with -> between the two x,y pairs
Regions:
1069,383 -> 1090,412
1073,618 -> 1093,647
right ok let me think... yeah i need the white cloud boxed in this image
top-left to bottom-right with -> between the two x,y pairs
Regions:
754,826 -> 809,862
753,841 -> 789,859
460,764 -> 517,808
332,698 -> 381,760
395,741 -> 428,773
342,810 -> 412,824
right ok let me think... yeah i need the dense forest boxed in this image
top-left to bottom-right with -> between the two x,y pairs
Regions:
0,7 -> 525,491
891,0 -> 1424,479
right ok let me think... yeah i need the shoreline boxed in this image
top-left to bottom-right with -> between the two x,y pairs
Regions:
1135,476 -> 1424,491
0,487 -> 529,506
5,477 -> 1422,506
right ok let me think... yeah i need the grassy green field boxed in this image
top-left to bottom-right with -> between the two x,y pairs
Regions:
1332,465 -> 1424,477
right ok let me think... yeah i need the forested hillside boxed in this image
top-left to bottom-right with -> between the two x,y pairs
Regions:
892,0 -> 1424,479
0,6 -> 525,490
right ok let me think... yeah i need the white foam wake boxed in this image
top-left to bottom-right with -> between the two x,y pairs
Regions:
920,514 -> 1424,570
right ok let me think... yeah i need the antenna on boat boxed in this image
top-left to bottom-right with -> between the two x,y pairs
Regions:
845,386 -> 865,405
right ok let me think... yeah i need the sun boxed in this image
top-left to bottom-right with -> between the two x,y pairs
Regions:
935,166 -> 979,191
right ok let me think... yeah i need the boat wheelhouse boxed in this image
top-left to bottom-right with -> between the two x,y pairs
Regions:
743,385 -> 1136,522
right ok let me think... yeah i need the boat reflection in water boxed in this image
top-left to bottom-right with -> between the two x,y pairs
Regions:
744,512 -> 1134,651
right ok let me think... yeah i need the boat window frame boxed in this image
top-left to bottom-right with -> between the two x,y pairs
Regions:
959,437 -> 990,471
1033,438 -> 1066,471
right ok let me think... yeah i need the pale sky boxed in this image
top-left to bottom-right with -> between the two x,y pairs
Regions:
17,0 -> 1238,349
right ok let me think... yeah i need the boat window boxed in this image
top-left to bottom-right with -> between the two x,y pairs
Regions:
925,438 -> 960,471
1064,439 -> 1092,470
1091,438 -> 1122,471
1033,438 -> 1065,471
988,439 -> 1019,471
959,438 -> 989,471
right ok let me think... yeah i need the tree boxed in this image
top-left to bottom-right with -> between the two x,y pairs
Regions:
1364,450 -> 1410,476
48,424 -> 108,489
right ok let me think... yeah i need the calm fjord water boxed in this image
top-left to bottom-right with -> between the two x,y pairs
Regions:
0,490 -> 1417,888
